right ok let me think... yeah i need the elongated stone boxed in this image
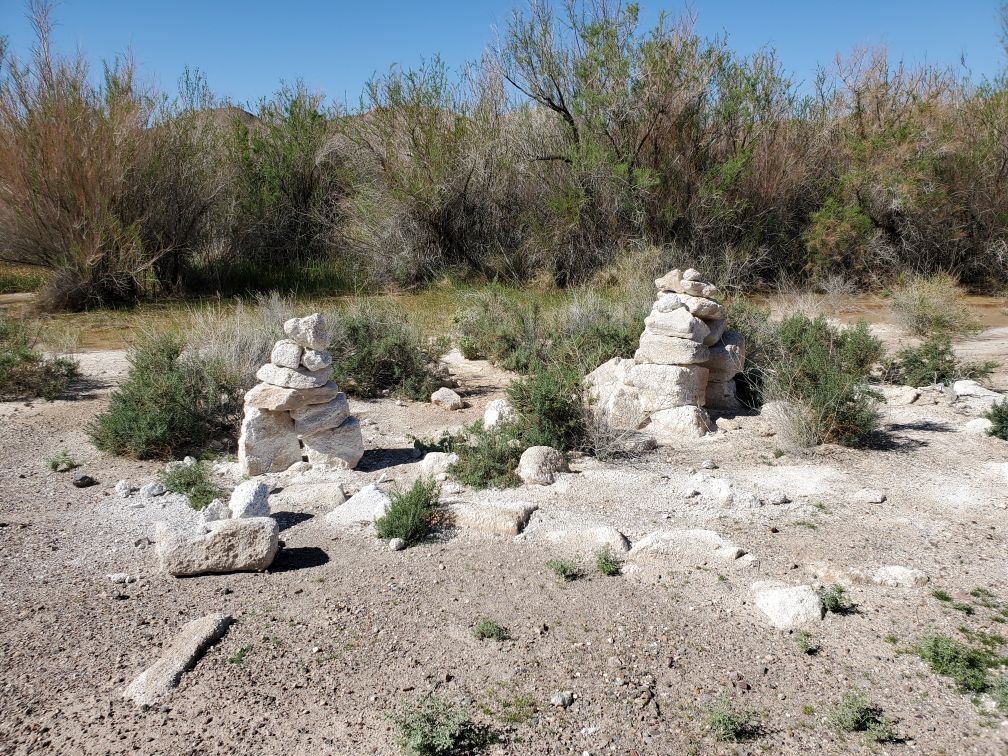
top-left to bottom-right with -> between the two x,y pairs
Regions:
643,309 -> 710,342
628,364 -> 708,410
647,405 -> 715,438
681,295 -> 725,320
244,381 -> 343,412
302,417 -> 364,469
290,393 -> 350,436
634,333 -> 710,365
238,406 -> 303,476
256,363 -> 331,389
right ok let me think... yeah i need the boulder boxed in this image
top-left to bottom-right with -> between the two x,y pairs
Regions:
517,446 -> 569,485
301,349 -> 332,371
115,480 -> 131,498
483,398 -> 515,429
420,451 -> 458,480
301,417 -> 364,469
431,387 -> 465,410
750,581 -> 824,630
963,418 -> 994,434
155,518 -> 280,576
244,381 -> 343,412
256,363 -> 332,390
270,339 -> 303,369
644,308 -> 710,342
681,295 -> 725,320
540,525 -> 630,555
283,313 -> 329,351
449,499 -> 538,536
228,480 -> 270,519
952,380 -> 1000,400
326,484 -> 391,527
647,405 -> 715,438
290,394 -> 350,436
633,333 -> 710,365
872,565 -> 929,588
628,364 -> 709,411
704,331 -> 746,381
238,407 -> 303,477
703,318 -> 727,347
123,614 -> 232,707
627,529 -> 746,564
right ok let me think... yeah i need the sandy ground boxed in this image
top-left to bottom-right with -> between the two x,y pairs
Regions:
1,336 -> 1007,755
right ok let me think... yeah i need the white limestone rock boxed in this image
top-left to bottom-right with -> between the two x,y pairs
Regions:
517,446 -> 569,486
681,295 -> 725,320
420,451 -> 458,480
628,364 -> 709,411
244,381 -> 342,411
301,417 -> 364,470
483,398 -> 515,429
627,529 -> 746,565
200,499 -> 230,524
682,268 -> 702,281
654,269 -> 683,293
270,339 -> 303,369
238,406 -> 303,477
540,526 -> 631,555
431,387 -> 465,410
963,418 -> 994,434
115,480 -> 132,498
449,499 -> 538,536
283,313 -> 330,350
644,308 -> 710,342
872,565 -> 929,588
852,488 -> 887,504
301,349 -> 332,372
326,483 -> 391,527
704,331 -> 747,381
290,393 -> 350,436
633,333 -> 710,365
256,363 -> 332,390
140,481 -> 166,498
652,293 -> 686,313
952,380 -> 999,400
680,280 -> 722,300
647,405 -> 715,439
155,518 -> 280,576
228,480 -> 270,519
750,581 -> 824,630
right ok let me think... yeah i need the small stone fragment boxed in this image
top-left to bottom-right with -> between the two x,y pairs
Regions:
115,480 -> 131,498
228,480 -> 270,519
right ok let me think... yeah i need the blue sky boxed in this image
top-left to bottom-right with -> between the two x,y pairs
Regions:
1,1 -> 1005,109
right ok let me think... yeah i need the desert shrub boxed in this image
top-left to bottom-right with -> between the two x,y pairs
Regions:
595,548 -> 621,577
0,315 -> 78,400
393,697 -> 490,756
88,332 -> 239,459
911,634 -> 1001,693
447,422 -> 524,490
888,273 -> 981,337
762,316 -> 883,446
505,363 -> 586,451
726,299 -> 777,409
374,479 -> 442,547
453,288 -> 546,372
794,630 -> 820,655
888,335 -> 995,386
472,619 -> 510,641
159,460 -> 221,510
46,449 -> 78,472
985,400 -> 1008,441
828,692 -> 896,743
703,696 -> 757,742
328,301 -> 442,400
546,559 -> 581,582
819,584 -> 858,615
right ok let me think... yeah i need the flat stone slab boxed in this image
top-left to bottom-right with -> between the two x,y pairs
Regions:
256,363 -> 332,389
123,614 -> 231,707
449,499 -> 538,536
627,529 -> 747,565
326,484 -> 391,527
538,525 -> 630,555
751,580 -> 824,630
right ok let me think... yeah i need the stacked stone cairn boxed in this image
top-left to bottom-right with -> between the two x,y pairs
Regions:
585,268 -> 746,441
238,313 -> 364,475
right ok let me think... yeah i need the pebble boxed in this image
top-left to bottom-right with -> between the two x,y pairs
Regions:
115,480 -> 131,498
700,459 -> 718,470
140,481 -> 166,498
550,690 -> 574,708
766,490 -> 790,505
388,538 -> 405,552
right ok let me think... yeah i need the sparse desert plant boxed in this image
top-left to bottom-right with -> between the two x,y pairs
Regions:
374,479 -> 442,547
595,548 -> 621,576
505,363 -> 586,452
393,697 -> 488,756
472,619 -> 510,641
0,314 -> 78,400
546,559 -> 581,582
794,630 -> 820,655
703,695 -> 757,742
46,449 -> 78,472
819,584 -> 858,615
911,634 -> 999,693
447,422 -> 524,490
984,399 -> 1008,441
453,288 -> 545,372
888,335 -> 995,387
888,273 -> 981,337
159,459 -> 221,510
828,692 -> 896,742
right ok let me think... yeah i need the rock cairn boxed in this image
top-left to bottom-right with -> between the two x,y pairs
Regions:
238,313 -> 363,475
585,268 -> 746,441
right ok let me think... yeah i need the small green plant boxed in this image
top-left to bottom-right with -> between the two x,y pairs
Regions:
374,479 -> 442,547
447,422 -> 523,489
546,559 -> 581,582
772,447 -> 785,458
911,634 -> 1001,693
160,460 -> 222,510
794,630 -> 820,655
595,548 -> 621,576
393,697 -> 490,756
819,584 -> 858,615
828,692 -> 896,743
703,696 -> 757,742
932,589 -> 952,602
505,362 -> 586,452
991,677 -> 1008,714
884,633 -> 899,644
472,619 -> 510,641
985,399 -> 1008,441
229,646 -> 252,664
888,335 -> 994,386
46,449 -> 78,472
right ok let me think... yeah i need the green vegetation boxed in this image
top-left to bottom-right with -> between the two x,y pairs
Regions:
888,274 -> 981,337
985,399 -> 1008,441
159,460 -> 221,510
228,646 -> 252,664
702,696 -> 757,742
828,692 -> 897,743
393,697 -> 493,756
819,584 -> 858,615
0,315 -> 78,400
595,548 -> 621,577
472,619 -> 510,641
546,559 -> 581,582
911,634 -> 1005,694
888,336 -> 995,387
447,422 -> 523,490
374,479 -> 442,547
794,630 -> 820,656
46,449 -> 78,472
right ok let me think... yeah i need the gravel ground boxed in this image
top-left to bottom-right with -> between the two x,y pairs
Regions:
1,348 -> 1007,755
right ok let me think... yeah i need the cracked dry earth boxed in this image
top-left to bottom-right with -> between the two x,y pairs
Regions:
1,348 -> 1007,755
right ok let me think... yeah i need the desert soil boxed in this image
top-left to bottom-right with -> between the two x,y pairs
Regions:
1,323 -> 1007,755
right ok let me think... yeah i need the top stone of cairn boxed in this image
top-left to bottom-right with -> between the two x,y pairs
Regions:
654,268 -> 722,301
283,313 -> 330,351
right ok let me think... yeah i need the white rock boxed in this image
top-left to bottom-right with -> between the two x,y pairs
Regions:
652,293 -> 686,313
766,490 -> 790,505
644,308 -> 710,342
431,387 -> 465,410
654,269 -> 683,293
301,348 -> 332,371
290,394 -> 350,436
704,331 -> 746,381
540,526 -> 630,555
681,295 -> 725,320
633,333 -> 710,365
483,398 -> 516,429
228,480 -> 270,519
952,380 -> 999,400
256,363 -> 332,390
627,529 -> 746,564
584,359 -> 646,431
885,385 -> 920,405
326,484 -> 392,527
388,538 -> 406,551
140,481 -> 166,498
200,499 -> 230,524
238,406 -> 303,477
115,480 -> 132,498
283,313 -> 330,350
108,573 -> 131,584
703,318 -> 727,346
750,581 -> 824,629
420,451 -> 458,480
628,364 -> 709,411
852,488 -> 886,504
682,268 -> 702,281
155,518 -> 279,576
517,446 -> 569,485
680,280 -> 722,300
963,418 -> 993,434
244,381 -> 343,412
872,565 -> 929,588
123,614 -> 232,707
647,405 -> 714,439
270,339 -> 303,369
449,499 -> 538,536
302,417 -> 364,470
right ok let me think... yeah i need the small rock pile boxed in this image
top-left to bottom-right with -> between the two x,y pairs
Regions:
239,313 -> 364,476
586,268 -> 746,441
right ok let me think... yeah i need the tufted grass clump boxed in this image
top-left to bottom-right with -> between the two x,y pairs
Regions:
0,315 -> 78,401
703,696 -> 758,742
546,559 -> 581,582
46,449 -> 78,472
375,478 -> 442,547
472,619 -> 510,641
829,692 -> 897,743
888,273 -> 980,338
160,460 -> 221,510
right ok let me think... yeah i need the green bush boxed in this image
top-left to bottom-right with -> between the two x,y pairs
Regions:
453,289 -> 545,372
393,697 -> 488,756
985,399 -> 1008,441
828,692 -> 896,743
447,422 -> 524,490
160,460 -> 222,510
0,315 -> 78,400
374,479 -> 442,546
505,363 -> 586,451
596,548 -> 621,577
88,332 -> 239,459
911,634 -> 999,693
888,273 -> 981,337
889,335 -> 995,387
472,619 -> 510,641
819,584 -> 858,615
328,301 -> 442,400
546,559 -> 581,582
703,696 -> 757,742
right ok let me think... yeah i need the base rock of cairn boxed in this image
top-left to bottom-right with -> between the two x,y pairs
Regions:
585,268 -> 746,442
238,313 -> 364,476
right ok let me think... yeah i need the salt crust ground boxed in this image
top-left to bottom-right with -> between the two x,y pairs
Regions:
1,337 -> 1007,754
